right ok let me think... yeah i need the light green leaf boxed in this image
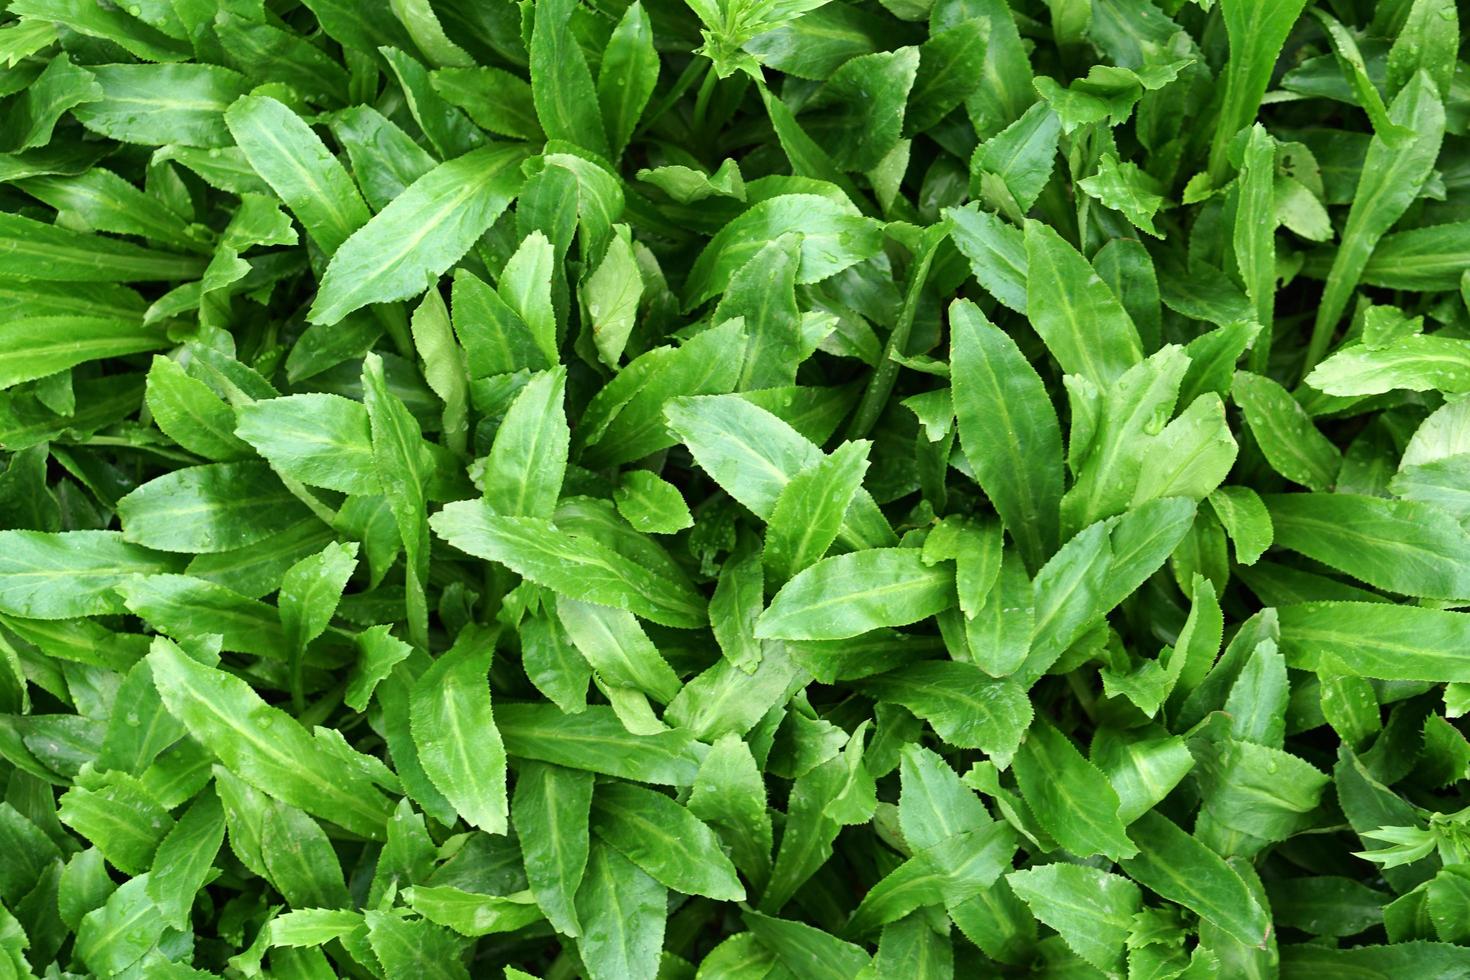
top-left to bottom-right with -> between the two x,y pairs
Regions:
309,145 -> 527,325
479,368 -> 568,520
1008,863 -> 1141,975
613,471 -> 693,535
1266,492 -> 1470,600
574,841 -> 666,980
855,661 -> 1032,758
147,638 -> 394,838
951,299 -> 1062,572
763,440 -> 870,583
1014,719 -> 1136,861
430,504 -> 707,628
1024,219 -> 1144,386
410,629 -> 507,833
592,781 -> 745,901
225,95 -> 370,255
118,461 -> 315,554
512,761 -> 592,938
146,788 -> 224,930
755,548 -> 954,641
235,393 -> 381,496
0,531 -> 183,619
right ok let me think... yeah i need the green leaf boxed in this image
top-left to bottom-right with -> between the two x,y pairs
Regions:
1234,125 -> 1277,367
763,440 -> 870,583
1208,0 -> 1311,181
147,638 -> 393,838
581,319 -> 745,468
72,63 -> 248,147
3,52 -> 101,150
279,540 -> 357,703
854,662 -> 1032,758
512,761 -> 592,938
73,874 -> 169,977
364,910 -> 470,980
364,352 -> 432,649
946,204 -> 1028,313
1307,335 -> 1470,397
1078,152 -> 1165,237
17,168 -> 200,251
479,368 -> 568,520
1014,718 -> 1137,861
145,356 -> 252,461
531,0 -> 610,157
583,225 -> 644,369
755,548 -> 955,641
591,781 -> 745,901
405,886 -> 543,937
430,504 -> 706,628
683,194 -> 884,309
0,316 -> 170,389
259,799 -> 350,909
613,471 -> 692,535
1232,371 -> 1341,491
497,704 -> 704,786
972,96 -> 1059,209
745,911 -> 871,980
410,288 -> 468,454
1307,74 -> 1445,369
1027,497 -> 1198,680
225,95 -> 370,255
1279,601 -> 1470,682
118,461 -> 315,554
1266,493 -> 1470,600
1209,485 -> 1273,565
688,733 -> 773,887
1267,876 -> 1388,938
869,914 -> 954,979
664,394 -> 895,550
1386,0 -> 1458,98
1311,9 -> 1411,145
0,212 -> 205,281
908,17 -> 987,135
711,235 -> 804,390
389,0 -> 472,68
309,145 -> 527,325
1224,638 -> 1289,747
1024,218 -> 1144,386
1279,942 -> 1470,976
430,67 -> 541,142
1008,863 -> 1142,975
801,48 -> 919,172
574,841 -> 666,980
380,46 -> 483,159
145,785 -> 224,930
950,298 -> 1062,573
598,2 -> 658,158
59,772 -> 174,875
557,598 -> 681,703
966,545 -> 1034,677
410,629 -> 507,833
0,531 -> 183,619
1122,810 -> 1271,948
116,574 -> 289,658
234,393 -> 380,496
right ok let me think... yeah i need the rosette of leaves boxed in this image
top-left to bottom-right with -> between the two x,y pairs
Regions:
1,0 -> 1469,977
